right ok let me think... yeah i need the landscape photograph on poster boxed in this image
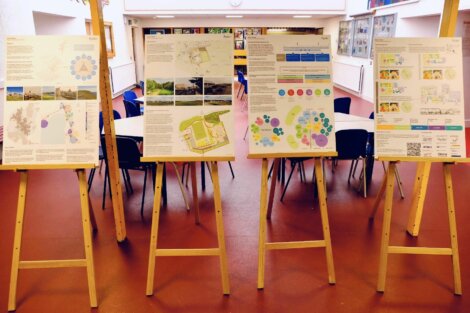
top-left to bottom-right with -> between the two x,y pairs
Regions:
175,77 -> 203,95
42,86 -> 56,100
56,86 -> 77,100
6,86 -> 24,101
146,78 -> 174,95
78,86 -> 98,100
24,87 -> 42,101
147,96 -> 174,106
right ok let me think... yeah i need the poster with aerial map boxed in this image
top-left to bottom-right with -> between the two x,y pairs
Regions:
3,36 -> 99,165
144,34 -> 234,158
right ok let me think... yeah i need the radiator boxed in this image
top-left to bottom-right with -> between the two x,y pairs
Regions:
332,61 -> 364,93
109,62 -> 136,97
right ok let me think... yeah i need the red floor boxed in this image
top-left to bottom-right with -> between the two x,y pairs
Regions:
1,86 -> 470,313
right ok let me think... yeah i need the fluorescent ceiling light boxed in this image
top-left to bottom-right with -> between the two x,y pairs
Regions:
293,15 -> 312,18
155,15 -> 175,19
226,15 -> 243,18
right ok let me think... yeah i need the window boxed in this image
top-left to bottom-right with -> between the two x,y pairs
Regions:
85,20 -> 115,58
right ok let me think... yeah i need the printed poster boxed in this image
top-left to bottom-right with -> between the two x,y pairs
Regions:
247,35 -> 336,155
352,17 -> 372,58
144,34 -> 234,158
374,37 -> 466,158
3,36 -> 100,165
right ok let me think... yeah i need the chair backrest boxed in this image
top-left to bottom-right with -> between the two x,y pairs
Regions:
335,129 -> 369,160
123,90 -> 137,102
369,111 -> 374,119
100,135 -> 142,169
123,99 -> 141,118
237,70 -> 245,83
139,80 -> 145,92
99,110 -> 122,134
334,97 -> 351,114
242,79 -> 248,94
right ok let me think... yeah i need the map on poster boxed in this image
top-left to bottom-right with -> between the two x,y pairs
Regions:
3,36 -> 99,165
144,34 -> 234,158
246,35 -> 336,155
374,37 -> 466,159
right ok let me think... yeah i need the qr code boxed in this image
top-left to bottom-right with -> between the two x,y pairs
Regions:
407,143 -> 421,156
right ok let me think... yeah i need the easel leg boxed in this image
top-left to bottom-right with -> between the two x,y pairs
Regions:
77,169 -> 98,307
443,163 -> 462,295
267,158 -> 280,219
407,161 -> 431,236
377,162 -> 397,292
210,162 -> 230,295
314,158 -> 336,284
257,158 -> 269,289
8,171 -> 28,312
369,171 -> 387,220
190,162 -> 201,225
146,163 -> 164,296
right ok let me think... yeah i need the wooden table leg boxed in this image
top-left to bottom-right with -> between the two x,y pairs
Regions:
407,161 -> 431,236
443,163 -> 462,295
211,162 -> 230,295
8,171 -> 28,312
314,158 -> 336,284
146,162 -> 164,296
257,158 -> 269,289
377,162 -> 397,292
191,162 -> 201,225
77,169 -> 98,307
267,158 -> 280,219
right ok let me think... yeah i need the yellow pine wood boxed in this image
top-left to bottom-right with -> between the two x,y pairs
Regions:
211,161 -> 231,295
377,162 -> 397,292
257,158 -> 269,289
19,259 -> 87,269
387,246 -> 452,255
370,168 -> 387,220
90,0 -> 126,242
443,163 -> 462,295
439,0 -> 460,37
8,171 -> 28,312
266,240 -> 327,250
78,169 -> 98,307
146,162 -> 164,296
314,158 -> 336,284
190,162 -> 201,224
407,162 -> 431,236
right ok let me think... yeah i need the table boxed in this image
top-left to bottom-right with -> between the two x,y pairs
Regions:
134,96 -> 144,104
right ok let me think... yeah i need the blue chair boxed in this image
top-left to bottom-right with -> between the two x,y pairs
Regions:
335,129 -> 369,197
139,80 -> 145,92
123,90 -> 138,104
237,70 -> 246,98
123,99 -> 141,118
334,97 -> 351,114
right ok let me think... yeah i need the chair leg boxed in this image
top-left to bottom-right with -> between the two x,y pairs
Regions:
268,160 -> 274,180
280,162 -> 297,202
99,159 -> 104,174
228,161 -> 235,179
243,125 -> 249,141
140,169 -> 148,217
121,169 -> 130,196
352,159 -> 359,178
395,166 -> 405,199
171,162 -> 191,211
363,158 -> 367,198
348,161 -> 354,184
125,169 -> 133,193
181,162 -> 187,183
88,168 -> 96,192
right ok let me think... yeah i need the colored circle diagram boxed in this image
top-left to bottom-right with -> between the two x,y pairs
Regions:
250,115 -> 284,147
285,105 -> 332,149
70,54 -> 97,81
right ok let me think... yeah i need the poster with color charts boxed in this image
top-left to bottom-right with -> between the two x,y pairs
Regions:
3,36 -> 100,165
144,34 -> 235,158
374,37 -> 466,158
352,17 -> 372,58
370,14 -> 397,58
246,35 -> 336,155
337,20 -> 354,56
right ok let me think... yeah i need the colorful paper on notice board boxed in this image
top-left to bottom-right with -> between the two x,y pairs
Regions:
3,36 -> 100,165
246,35 -> 336,155
143,34 -> 235,158
374,37 -> 466,158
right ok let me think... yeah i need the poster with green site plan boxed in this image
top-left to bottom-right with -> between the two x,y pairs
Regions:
144,34 -> 234,158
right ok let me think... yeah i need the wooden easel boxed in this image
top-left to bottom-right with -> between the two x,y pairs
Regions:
251,152 -> 337,289
1,164 -> 98,311
370,157 -> 468,294
143,157 -> 232,296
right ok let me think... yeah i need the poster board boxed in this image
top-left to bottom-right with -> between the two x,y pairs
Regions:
352,17 -> 372,58
2,36 -> 100,165
246,35 -> 336,156
337,20 -> 354,56
370,14 -> 397,58
143,34 -> 235,159
374,37 -> 466,158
